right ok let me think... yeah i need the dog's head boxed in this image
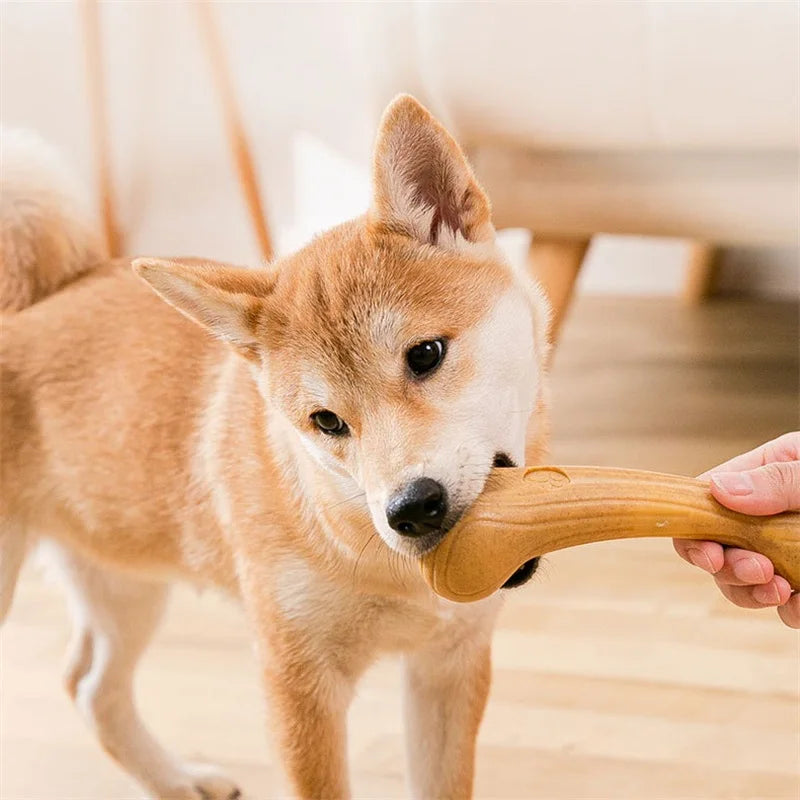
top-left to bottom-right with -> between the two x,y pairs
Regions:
136,95 -> 550,557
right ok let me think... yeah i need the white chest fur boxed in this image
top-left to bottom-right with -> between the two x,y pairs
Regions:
272,555 -> 501,658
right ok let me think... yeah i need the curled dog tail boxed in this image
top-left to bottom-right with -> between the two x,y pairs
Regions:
0,129 -> 105,312
0,130 -> 104,621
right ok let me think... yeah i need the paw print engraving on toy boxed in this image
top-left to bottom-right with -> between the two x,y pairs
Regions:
523,467 -> 571,491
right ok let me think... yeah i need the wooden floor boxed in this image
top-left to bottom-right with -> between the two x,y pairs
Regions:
2,297 -> 798,800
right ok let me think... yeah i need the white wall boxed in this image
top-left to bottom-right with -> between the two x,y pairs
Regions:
1,2 -> 797,297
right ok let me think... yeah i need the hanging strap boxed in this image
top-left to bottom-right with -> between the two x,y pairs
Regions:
194,0 -> 274,261
82,0 -> 274,262
81,0 -> 122,258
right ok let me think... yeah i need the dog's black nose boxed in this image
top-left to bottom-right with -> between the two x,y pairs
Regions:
386,478 -> 447,536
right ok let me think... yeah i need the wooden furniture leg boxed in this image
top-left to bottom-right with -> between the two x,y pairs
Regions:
81,0 -> 122,258
682,242 -> 719,305
526,235 -> 591,348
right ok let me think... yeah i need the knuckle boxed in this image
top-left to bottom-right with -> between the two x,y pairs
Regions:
759,460 -> 800,510
773,431 -> 800,459
762,461 -> 795,487
761,462 -> 785,487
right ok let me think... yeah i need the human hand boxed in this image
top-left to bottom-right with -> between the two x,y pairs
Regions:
673,432 -> 800,628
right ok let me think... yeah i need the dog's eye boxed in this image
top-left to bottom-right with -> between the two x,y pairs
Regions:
311,410 -> 349,436
406,339 -> 445,377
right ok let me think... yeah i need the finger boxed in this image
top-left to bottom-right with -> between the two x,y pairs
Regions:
698,432 -> 800,479
698,451 -> 769,479
717,580 -> 788,609
752,574 -> 793,606
673,539 -> 724,574
709,461 -> 800,515
777,593 -> 800,628
712,548 -> 775,586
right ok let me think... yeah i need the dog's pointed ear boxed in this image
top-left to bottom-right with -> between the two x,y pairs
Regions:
370,94 -> 494,251
133,258 -> 275,360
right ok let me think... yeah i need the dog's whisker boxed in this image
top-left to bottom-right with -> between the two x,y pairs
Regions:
388,547 -> 410,589
327,491 -> 367,512
351,530 -> 379,588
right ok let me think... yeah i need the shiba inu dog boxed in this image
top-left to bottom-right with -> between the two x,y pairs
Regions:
0,96 -> 550,799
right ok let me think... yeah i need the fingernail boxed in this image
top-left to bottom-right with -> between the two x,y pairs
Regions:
711,472 -> 754,496
687,547 -> 715,573
753,583 -> 780,605
733,556 -> 767,584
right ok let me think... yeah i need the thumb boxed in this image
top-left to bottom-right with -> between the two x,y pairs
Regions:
709,461 -> 800,515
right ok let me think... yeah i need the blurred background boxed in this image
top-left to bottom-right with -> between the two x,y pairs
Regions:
1,2 -> 798,799
1,1 -> 798,297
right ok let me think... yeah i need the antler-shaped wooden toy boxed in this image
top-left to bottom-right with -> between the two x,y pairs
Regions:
421,466 -> 800,603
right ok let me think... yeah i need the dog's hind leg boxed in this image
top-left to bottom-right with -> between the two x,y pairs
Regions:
0,528 -> 27,623
51,545 -> 241,800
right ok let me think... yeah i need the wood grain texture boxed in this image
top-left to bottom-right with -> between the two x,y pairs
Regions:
1,297 -> 798,799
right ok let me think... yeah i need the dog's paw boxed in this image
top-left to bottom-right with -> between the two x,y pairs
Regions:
160,763 -> 242,800
186,763 -> 242,800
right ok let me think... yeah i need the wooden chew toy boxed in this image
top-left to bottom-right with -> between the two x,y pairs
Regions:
421,466 -> 800,603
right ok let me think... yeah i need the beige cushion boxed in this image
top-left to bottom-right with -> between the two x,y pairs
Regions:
392,2 -> 799,151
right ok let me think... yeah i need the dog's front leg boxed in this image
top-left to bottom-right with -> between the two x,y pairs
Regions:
265,661 -> 352,799
403,634 -> 493,800
244,589 -> 355,800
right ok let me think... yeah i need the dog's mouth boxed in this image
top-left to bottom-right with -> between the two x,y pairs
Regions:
492,452 -> 515,469
491,453 -> 540,588
501,557 -> 540,589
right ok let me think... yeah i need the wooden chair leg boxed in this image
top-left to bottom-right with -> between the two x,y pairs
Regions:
682,242 -> 719,305
527,235 -> 591,349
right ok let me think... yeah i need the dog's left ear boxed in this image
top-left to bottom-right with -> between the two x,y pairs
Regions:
133,258 -> 276,360
370,94 -> 494,251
